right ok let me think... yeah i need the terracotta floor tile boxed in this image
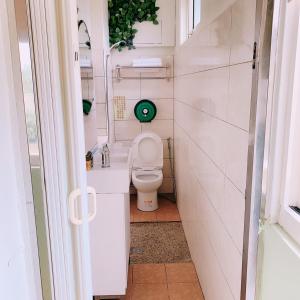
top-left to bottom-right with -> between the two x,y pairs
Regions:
128,265 -> 133,285
156,207 -> 181,222
124,283 -> 133,300
130,195 -> 180,223
159,198 -> 176,208
168,283 -> 204,300
131,283 -> 169,300
133,264 -> 167,284
130,213 -> 134,223
133,210 -> 157,222
166,263 -> 198,283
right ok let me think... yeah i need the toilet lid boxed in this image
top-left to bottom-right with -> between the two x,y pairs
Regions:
132,132 -> 163,169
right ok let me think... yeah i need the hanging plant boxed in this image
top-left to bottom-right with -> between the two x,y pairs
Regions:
108,0 -> 160,51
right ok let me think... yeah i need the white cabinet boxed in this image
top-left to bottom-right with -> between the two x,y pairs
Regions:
89,193 -> 130,297
133,0 -> 176,47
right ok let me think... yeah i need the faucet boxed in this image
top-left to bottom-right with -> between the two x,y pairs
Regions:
101,144 -> 110,168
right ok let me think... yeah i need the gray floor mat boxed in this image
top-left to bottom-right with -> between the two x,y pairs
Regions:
130,222 -> 192,264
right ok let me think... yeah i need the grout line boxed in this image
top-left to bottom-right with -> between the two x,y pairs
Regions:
174,60 -> 253,79
174,122 -> 245,253
174,98 -> 249,133
174,119 -> 246,195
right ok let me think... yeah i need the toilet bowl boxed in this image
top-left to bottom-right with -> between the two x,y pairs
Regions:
131,132 -> 163,211
132,169 -> 163,211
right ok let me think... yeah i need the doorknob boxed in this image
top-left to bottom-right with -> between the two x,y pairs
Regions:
68,187 -> 97,225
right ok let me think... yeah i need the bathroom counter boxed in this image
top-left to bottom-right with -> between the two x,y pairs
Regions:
87,162 -> 130,194
87,142 -> 131,297
87,142 -> 132,194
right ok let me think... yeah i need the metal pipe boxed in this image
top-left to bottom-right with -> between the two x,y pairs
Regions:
105,40 -> 125,143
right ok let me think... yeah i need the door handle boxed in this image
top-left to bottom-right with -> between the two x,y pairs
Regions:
68,187 -> 97,225
68,188 -> 83,225
87,186 -> 96,222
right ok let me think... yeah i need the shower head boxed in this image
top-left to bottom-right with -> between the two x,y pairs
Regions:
109,40 -> 126,51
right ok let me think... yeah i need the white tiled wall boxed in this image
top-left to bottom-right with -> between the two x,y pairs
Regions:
174,1 -> 256,299
111,48 -> 175,193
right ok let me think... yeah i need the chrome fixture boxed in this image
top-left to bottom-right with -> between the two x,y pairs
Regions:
101,144 -> 110,168
109,40 -> 126,51
105,41 -> 126,143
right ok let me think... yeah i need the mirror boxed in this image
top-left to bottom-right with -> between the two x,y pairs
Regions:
78,19 -> 91,49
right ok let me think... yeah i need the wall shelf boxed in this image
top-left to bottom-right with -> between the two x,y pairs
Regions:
115,64 -> 171,81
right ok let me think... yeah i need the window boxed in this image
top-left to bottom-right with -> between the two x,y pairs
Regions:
178,0 -> 201,44
193,0 -> 201,29
266,0 -> 300,246
188,0 -> 201,36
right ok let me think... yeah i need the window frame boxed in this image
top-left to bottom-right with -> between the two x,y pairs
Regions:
178,0 -> 201,43
264,0 -> 300,246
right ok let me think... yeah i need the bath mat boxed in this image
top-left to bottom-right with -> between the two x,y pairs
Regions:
130,222 -> 191,264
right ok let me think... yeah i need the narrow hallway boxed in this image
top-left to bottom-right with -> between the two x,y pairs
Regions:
125,196 -> 204,300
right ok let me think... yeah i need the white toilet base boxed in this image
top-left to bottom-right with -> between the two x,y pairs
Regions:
137,191 -> 159,211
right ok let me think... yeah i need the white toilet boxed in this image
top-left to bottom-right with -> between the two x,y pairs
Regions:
131,132 -> 163,211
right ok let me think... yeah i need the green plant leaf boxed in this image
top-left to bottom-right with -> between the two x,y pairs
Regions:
108,0 -> 160,51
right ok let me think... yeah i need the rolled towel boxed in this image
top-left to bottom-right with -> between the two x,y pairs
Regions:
132,58 -> 162,67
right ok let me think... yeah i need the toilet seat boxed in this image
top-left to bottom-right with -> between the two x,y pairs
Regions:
132,169 -> 163,185
132,132 -> 163,170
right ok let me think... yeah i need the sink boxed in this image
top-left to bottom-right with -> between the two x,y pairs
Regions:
87,142 -> 131,194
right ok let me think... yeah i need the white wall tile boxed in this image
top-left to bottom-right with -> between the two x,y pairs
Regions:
227,62 -> 252,131
142,120 -> 173,139
115,120 -> 141,141
81,79 -> 89,99
140,79 -> 174,99
92,48 -> 105,77
225,124 -> 248,193
198,178 -> 242,299
153,99 -> 174,119
94,76 -> 105,103
84,109 -> 97,151
175,124 -> 236,300
230,0 -> 256,65
96,103 -> 107,129
174,1 -> 254,298
174,8 -> 231,76
174,100 -> 227,171
113,79 -> 140,99
175,67 -> 229,120
223,179 -> 245,252
96,128 -> 107,137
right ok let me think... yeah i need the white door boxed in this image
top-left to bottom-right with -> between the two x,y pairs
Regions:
61,0 -> 95,298
8,0 -> 95,299
28,0 -> 95,299
0,2 -> 41,299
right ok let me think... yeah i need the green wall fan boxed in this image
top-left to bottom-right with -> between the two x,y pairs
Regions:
134,99 -> 157,123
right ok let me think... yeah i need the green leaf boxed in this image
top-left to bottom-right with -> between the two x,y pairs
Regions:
108,0 -> 159,51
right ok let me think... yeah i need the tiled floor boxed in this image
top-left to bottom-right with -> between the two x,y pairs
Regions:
130,195 -> 181,223
96,196 -> 205,300
125,263 -> 205,300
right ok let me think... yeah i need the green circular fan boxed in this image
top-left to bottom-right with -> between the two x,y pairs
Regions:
134,99 -> 157,123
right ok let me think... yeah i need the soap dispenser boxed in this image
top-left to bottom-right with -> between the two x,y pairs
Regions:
101,144 -> 110,168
